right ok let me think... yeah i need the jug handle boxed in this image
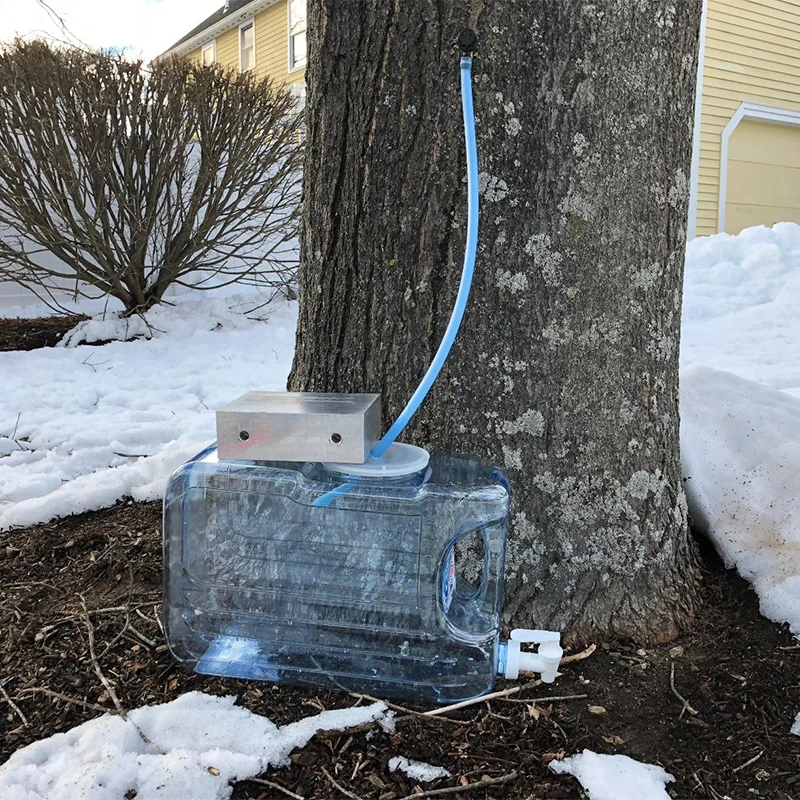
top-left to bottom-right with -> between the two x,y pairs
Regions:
437,523 -> 497,636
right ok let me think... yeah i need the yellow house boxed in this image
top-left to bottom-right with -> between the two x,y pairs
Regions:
161,0 -> 306,93
690,0 -> 800,237
162,0 -> 800,239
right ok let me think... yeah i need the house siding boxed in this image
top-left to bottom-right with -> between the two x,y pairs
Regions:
695,0 -> 800,235
186,0 -> 305,88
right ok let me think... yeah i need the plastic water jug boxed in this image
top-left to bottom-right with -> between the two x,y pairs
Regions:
163,443 -> 511,704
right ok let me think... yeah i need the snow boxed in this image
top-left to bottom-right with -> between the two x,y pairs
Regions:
0,292 -> 296,530
682,222 -> 800,397
792,712 -> 800,736
0,691 -> 392,800
680,367 -> 800,632
388,756 -> 451,782
681,223 -> 800,633
549,750 -> 674,800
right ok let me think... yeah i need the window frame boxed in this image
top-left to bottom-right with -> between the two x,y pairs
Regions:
201,40 -> 216,66
288,0 -> 307,73
239,20 -> 256,73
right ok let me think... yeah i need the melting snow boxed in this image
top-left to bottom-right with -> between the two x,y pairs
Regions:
549,750 -> 674,800
0,692 -> 392,800
388,755 -> 451,782
0,291 -> 296,531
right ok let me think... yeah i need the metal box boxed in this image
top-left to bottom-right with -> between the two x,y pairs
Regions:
216,392 -> 381,464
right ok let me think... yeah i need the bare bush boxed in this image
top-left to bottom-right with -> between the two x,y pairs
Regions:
0,40 -> 303,314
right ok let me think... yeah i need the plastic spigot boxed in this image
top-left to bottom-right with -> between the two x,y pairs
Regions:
502,629 -> 564,683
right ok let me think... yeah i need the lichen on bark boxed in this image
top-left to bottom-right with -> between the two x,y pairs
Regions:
290,0 -> 703,644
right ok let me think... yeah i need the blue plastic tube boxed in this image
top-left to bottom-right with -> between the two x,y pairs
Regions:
371,56 -> 480,458
313,56 -> 478,509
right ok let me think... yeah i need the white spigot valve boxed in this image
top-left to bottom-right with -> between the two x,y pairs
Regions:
501,629 -> 563,683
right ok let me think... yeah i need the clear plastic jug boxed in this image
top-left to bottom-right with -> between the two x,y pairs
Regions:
163,444 -> 510,704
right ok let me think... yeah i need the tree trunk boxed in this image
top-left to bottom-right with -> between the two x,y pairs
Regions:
290,0 -> 703,644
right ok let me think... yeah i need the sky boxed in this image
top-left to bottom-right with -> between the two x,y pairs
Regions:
0,0 -> 222,61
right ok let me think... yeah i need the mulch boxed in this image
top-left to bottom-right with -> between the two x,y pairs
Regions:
1,500 -> 798,799
0,315 -> 88,352
1,315 -> 799,799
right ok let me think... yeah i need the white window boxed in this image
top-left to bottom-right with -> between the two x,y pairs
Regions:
289,0 -> 306,71
201,41 -> 216,66
240,22 -> 255,72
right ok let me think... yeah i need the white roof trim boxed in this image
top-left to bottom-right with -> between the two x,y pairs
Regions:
161,0 -> 280,59
717,102 -> 800,234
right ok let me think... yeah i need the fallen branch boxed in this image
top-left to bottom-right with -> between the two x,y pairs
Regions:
561,644 -> 597,664
423,684 -> 540,716
500,693 -> 588,704
245,776 -> 305,799
79,595 -> 162,752
348,693 -> 462,725
320,766 -> 363,800
0,680 -> 29,728
397,771 -> 518,799
669,662 -> 699,718
732,750 -> 763,773
18,687 -> 114,714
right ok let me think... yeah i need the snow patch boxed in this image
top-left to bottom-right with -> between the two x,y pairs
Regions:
388,756 -> 450,782
0,291 -> 296,531
0,691 -> 391,800
550,750 -> 674,800
680,367 -> 800,633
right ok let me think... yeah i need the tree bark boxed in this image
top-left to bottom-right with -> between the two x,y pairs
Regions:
290,0 -> 703,644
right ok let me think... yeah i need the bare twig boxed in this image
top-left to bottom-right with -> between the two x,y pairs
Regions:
561,644 -> 597,664
670,662 -> 699,718
80,596 -> 128,721
18,687 -> 114,714
424,684 -> 540,716
732,750 -> 763,773
348,693 -> 462,725
320,766 -> 363,800
0,40 -> 303,315
0,681 -> 29,728
397,771 -> 519,799
40,602 -> 160,633
500,693 -> 588,704
79,595 -> 162,752
245,776 -> 305,799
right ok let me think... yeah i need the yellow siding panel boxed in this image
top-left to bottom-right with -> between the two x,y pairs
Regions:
216,27 -> 240,71
729,118 -> 800,168
724,119 -> 800,233
727,202 -> 800,233
696,0 -> 800,235
185,1 -> 305,88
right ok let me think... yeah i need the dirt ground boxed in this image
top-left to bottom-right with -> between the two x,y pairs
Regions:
1,499 -> 798,799
0,315 -> 87,351
1,317 -> 799,798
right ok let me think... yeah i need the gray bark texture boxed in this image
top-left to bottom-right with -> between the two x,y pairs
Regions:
290,0 -> 703,644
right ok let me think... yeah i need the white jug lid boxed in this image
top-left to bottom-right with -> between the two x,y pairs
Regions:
325,443 -> 430,478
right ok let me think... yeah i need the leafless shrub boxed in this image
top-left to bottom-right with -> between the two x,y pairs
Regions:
0,39 -> 303,314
